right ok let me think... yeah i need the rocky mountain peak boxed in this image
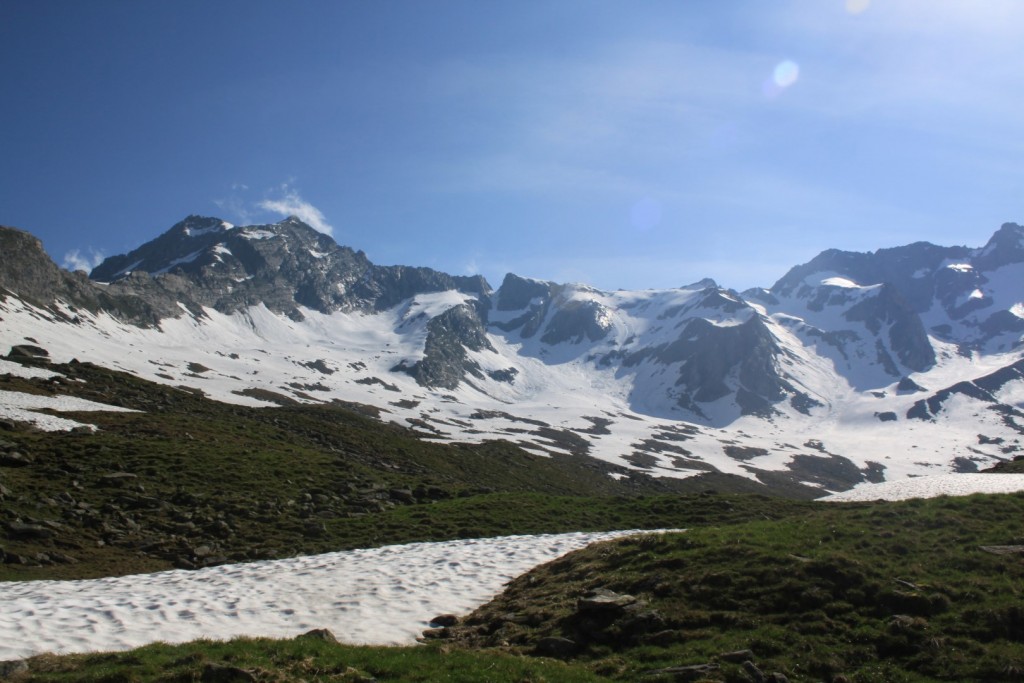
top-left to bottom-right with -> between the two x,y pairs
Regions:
974,222 -> 1024,271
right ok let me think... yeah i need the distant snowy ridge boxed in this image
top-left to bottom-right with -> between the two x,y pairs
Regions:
1,217 -> 1024,494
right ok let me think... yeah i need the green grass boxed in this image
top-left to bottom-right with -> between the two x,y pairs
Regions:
444,492 -> 1024,682
18,636 -> 604,682
0,360 -> 807,581
6,359 -> 1024,681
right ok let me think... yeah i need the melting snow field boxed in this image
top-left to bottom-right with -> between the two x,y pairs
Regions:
4,476 -> 1024,661
820,473 -> 1024,502
0,529 -> 670,661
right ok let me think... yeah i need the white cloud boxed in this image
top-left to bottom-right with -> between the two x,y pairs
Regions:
62,248 -> 104,274
258,184 -> 334,237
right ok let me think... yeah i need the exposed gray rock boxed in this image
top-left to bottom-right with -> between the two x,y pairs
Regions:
393,303 -> 493,389
297,627 -> 338,642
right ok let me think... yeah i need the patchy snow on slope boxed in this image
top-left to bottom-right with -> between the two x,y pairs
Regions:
154,250 -> 204,274
0,529 -> 675,660
0,390 -> 139,431
820,474 -> 1024,501
0,359 -> 61,380
821,276 -> 861,288
2,285 -> 1022,488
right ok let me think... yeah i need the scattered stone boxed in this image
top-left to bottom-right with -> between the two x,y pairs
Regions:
0,659 -> 29,678
744,660 -> 767,683
533,636 -> 578,658
5,521 -> 52,539
298,628 -> 338,643
429,614 -> 460,628
389,488 -> 415,503
642,663 -> 719,680
7,344 -> 49,361
719,649 -> 756,663
420,627 -> 449,640
577,588 -> 637,613
980,545 -> 1024,555
200,663 -> 257,682
0,452 -> 32,467
99,472 -> 139,486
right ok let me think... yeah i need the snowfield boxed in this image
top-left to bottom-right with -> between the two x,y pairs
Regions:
819,473 -> 1024,502
3,475 -> 1023,661
2,290 -> 1022,488
0,530 -> 672,661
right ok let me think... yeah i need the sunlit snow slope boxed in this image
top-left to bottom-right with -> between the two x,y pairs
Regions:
2,217 -> 1023,494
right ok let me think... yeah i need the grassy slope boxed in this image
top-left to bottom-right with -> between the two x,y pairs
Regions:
0,360 -> 807,581
15,493 -> 1024,682
4,359 -> 1024,681
444,492 -> 1024,682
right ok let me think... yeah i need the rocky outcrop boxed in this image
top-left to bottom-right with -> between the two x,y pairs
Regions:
91,216 -> 490,320
393,303 -> 494,389
627,315 -> 795,417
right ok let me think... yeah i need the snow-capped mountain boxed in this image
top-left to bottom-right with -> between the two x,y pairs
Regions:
2,217 -> 1023,494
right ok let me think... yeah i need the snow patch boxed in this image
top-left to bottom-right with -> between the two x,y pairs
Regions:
184,222 -> 230,238
0,529 -> 676,660
0,390 -> 139,431
820,474 -> 1024,501
0,359 -> 62,380
820,276 -> 860,289
154,250 -> 204,274
946,263 -> 974,273
241,229 -> 277,240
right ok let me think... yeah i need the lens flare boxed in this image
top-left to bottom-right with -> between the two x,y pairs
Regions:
773,60 -> 800,88
845,0 -> 870,15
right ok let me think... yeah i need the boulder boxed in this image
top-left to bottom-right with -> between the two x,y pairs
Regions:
297,628 -> 338,643
577,588 -> 638,613
0,659 -> 29,678
200,663 -> 257,682
533,636 -> 578,658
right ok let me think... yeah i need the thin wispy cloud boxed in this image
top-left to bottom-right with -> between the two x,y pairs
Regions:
62,248 -> 104,274
258,184 -> 334,237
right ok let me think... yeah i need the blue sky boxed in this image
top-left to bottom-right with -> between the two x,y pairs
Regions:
2,1 -> 1022,292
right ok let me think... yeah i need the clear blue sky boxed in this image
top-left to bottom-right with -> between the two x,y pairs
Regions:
2,1 -> 1022,291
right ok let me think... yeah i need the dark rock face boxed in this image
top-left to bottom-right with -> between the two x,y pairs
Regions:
974,222 -> 1024,271
842,285 -> 935,372
90,216 -> 490,319
0,226 -> 171,325
772,224 -> 1024,354
907,357 -> 1024,421
628,315 -> 795,417
394,304 -> 494,389
771,242 -> 972,313
541,299 -> 611,345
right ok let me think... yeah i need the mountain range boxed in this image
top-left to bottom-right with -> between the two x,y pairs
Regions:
2,216 -> 1023,495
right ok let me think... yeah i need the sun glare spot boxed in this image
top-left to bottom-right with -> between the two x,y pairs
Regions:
773,60 -> 800,88
845,0 -> 870,15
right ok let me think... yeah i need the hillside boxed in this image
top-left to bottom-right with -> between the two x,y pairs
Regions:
2,218 -> 1024,497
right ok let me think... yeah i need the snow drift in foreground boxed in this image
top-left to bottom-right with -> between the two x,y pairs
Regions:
0,529 -> 671,661
820,473 -> 1024,502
